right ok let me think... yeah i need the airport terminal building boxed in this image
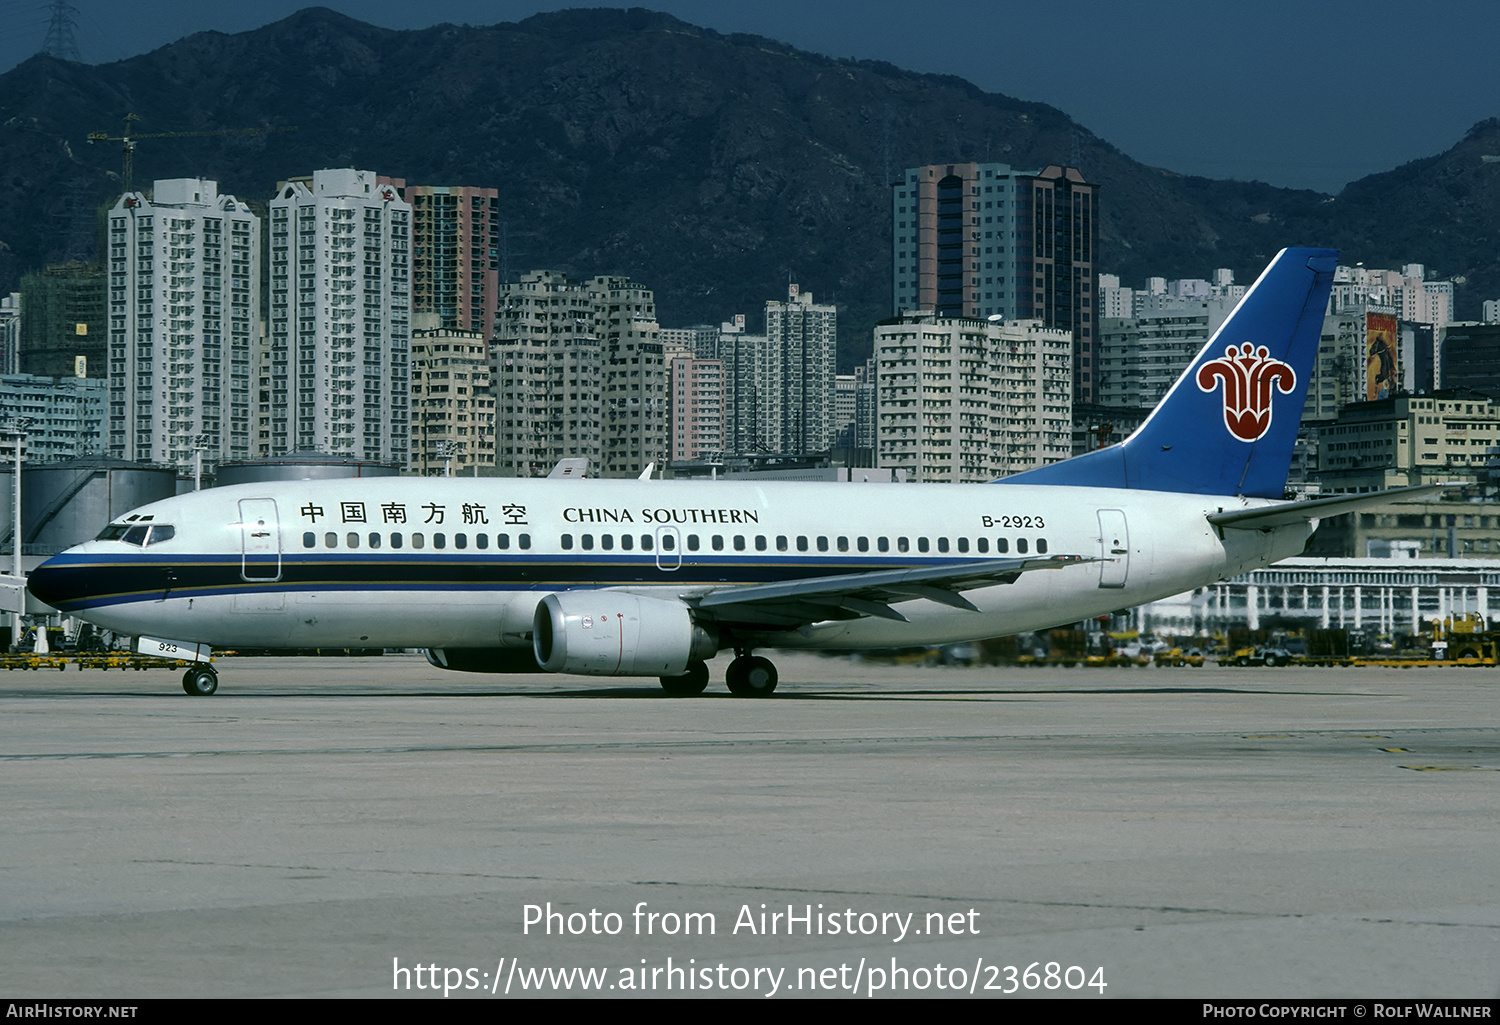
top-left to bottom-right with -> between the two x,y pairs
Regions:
1142,557 -> 1500,636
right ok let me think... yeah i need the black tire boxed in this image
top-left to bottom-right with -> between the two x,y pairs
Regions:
1263,652 -> 1279,667
659,661 -> 710,696
182,667 -> 218,696
725,655 -> 778,697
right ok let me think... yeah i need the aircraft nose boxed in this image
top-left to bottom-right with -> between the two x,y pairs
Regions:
27,553 -> 94,611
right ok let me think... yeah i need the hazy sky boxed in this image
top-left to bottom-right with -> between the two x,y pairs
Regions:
3,0 -> 1496,194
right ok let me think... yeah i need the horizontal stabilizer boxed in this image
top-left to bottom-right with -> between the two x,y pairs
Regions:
1207,483 -> 1454,530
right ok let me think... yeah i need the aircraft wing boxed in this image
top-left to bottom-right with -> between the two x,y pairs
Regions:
687,555 -> 1094,627
1207,483 -> 1452,531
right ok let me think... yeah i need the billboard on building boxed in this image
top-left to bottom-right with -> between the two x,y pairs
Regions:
1365,312 -> 1398,401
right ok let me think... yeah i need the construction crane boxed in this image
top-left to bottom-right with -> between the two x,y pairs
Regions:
87,114 -> 297,193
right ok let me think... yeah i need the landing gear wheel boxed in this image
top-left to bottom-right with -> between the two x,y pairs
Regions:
725,655 -> 778,697
659,660 -> 710,696
182,666 -> 218,696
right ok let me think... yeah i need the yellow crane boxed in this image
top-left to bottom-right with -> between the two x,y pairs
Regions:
87,114 -> 297,192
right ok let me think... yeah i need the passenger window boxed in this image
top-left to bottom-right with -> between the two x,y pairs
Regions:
600,534 -> 613,551
581,535 -> 593,551
475,534 -> 488,550
391,532 -> 403,549
1017,538 -> 1029,554
957,538 -> 969,553
347,532 -> 360,549
712,535 -> 724,551
754,535 -> 766,552
325,532 -> 338,548
733,536 -> 746,551
937,538 -> 949,553
817,536 -> 828,552
497,533 -> 510,550
303,532 -> 316,549
433,533 -> 446,550
561,534 -> 574,551
1037,538 -> 1048,554
897,537 -> 909,553
661,534 -> 676,552
917,537 -> 929,553
455,533 -> 467,550
878,537 -> 889,552
412,533 -> 425,549
621,534 -> 634,551
640,534 -> 652,551
368,532 -> 382,549
996,538 -> 1009,553
836,536 -> 849,552
857,537 -> 869,552
797,536 -> 808,552
977,538 -> 989,553
687,535 -> 700,551
519,534 -> 531,550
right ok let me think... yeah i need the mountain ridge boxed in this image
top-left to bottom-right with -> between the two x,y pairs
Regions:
1,6 -> 1495,369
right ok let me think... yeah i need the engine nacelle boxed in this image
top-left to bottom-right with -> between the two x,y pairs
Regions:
533,591 -> 718,677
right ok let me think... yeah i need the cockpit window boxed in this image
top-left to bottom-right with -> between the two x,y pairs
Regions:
96,523 -> 173,546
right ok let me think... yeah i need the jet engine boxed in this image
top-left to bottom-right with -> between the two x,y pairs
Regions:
533,591 -> 718,677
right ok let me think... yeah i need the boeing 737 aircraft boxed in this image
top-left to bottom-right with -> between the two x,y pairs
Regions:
27,247 -> 1438,697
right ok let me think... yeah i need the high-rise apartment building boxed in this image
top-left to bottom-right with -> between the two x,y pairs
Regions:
269,168 -> 411,466
0,373 -> 107,462
595,275 -> 666,476
832,356 -> 878,451
714,314 -> 773,456
668,354 -> 726,463
0,294 -> 20,377
410,321 -> 495,476
892,162 -> 1097,400
1331,264 -> 1453,329
491,270 -> 664,478
408,185 -> 499,334
764,284 -> 837,454
1097,298 -> 1237,409
875,313 -> 1072,483
714,288 -> 839,459
20,262 -> 105,380
106,178 -> 260,473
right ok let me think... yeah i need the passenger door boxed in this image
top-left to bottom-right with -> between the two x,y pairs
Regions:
239,499 -> 282,582
1097,509 -> 1129,588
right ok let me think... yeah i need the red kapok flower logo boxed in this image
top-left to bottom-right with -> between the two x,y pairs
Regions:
1195,342 -> 1297,442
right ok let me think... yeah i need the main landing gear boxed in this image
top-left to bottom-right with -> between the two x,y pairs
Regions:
725,654 -> 778,697
657,651 -> 780,697
182,665 -> 219,696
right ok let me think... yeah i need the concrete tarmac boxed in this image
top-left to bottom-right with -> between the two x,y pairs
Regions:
2,653 -> 1498,999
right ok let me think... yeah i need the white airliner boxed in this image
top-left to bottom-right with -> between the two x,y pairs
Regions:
27,247 -> 1436,696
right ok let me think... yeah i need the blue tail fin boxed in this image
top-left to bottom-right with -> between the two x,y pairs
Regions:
997,246 -> 1338,497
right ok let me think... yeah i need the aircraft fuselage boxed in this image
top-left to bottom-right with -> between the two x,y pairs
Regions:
29,476 -> 1308,653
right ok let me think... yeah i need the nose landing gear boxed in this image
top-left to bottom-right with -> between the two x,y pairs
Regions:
182,665 -> 219,696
